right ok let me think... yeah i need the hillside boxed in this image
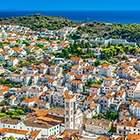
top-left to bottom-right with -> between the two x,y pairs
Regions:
0,14 -> 79,30
0,14 -> 140,44
72,22 -> 140,43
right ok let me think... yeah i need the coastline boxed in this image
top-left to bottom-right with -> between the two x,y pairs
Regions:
0,10 -> 140,24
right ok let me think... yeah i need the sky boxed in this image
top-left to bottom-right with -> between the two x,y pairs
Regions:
0,0 -> 140,11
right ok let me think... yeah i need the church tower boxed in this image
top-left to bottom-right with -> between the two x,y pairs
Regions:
65,94 -> 76,129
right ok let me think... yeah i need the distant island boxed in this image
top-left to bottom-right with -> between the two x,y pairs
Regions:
0,14 -> 140,44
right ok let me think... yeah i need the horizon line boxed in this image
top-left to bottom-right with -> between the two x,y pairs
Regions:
0,9 -> 140,12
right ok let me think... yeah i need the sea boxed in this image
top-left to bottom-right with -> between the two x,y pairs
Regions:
0,10 -> 140,24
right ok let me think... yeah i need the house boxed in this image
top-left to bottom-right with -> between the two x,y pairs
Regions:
9,74 -> 24,83
71,65 -> 81,74
75,74 -> 91,83
83,118 -> 111,135
134,61 -> 140,71
58,41 -> 69,50
129,101 -> 140,119
116,118 -> 140,136
0,117 -> 61,137
101,84 -> 112,94
52,91 -> 65,107
99,63 -> 112,77
36,39 -> 49,45
12,47 -> 26,55
0,86 -> 10,95
90,102 -> 101,114
7,57 -> 18,66
126,85 -> 136,98
2,44 -> 9,48
0,128 -> 29,139
83,66 -> 96,74
47,79 -> 57,88
134,82 -> 140,99
90,84 -> 101,95
26,88 -> 43,98
98,91 -> 115,110
40,74 -> 53,83
40,90 -> 54,103
79,61 -> 88,67
103,77 -> 116,85
118,64 -> 136,80
21,97 -> 50,109
115,90 -> 126,102
70,57 -> 81,65
65,72 -> 75,81
8,95 -> 16,106
32,46 -> 43,55
69,80 -> 83,93
81,33 -> 88,38
5,48 -> 14,56
119,106 -> 131,117
0,51 -> 8,61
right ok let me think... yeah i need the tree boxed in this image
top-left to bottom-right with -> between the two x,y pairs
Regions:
11,115 -> 20,119
129,98 -> 133,102
106,111 -> 118,120
37,44 -> 44,49
21,96 -> 26,101
94,59 -> 101,66
83,85 -> 86,93
92,114 -> 98,119
8,136 -> 15,140
22,41 -> 30,46
0,100 -> 7,106
62,49 -> 69,58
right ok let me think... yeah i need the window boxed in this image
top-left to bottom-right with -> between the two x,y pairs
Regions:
66,111 -> 69,115
20,127 -> 22,129
8,125 -> 10,128
66,103 -> 69,108
3,125 -> 5,127
66,118 -> 69,122
13,126 -> 15,128
27,128 -> 29,130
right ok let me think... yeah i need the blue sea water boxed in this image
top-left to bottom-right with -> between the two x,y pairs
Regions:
0,10 -> 140,24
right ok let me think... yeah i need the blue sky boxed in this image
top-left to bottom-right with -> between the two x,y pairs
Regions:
0,0 -> 140,11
